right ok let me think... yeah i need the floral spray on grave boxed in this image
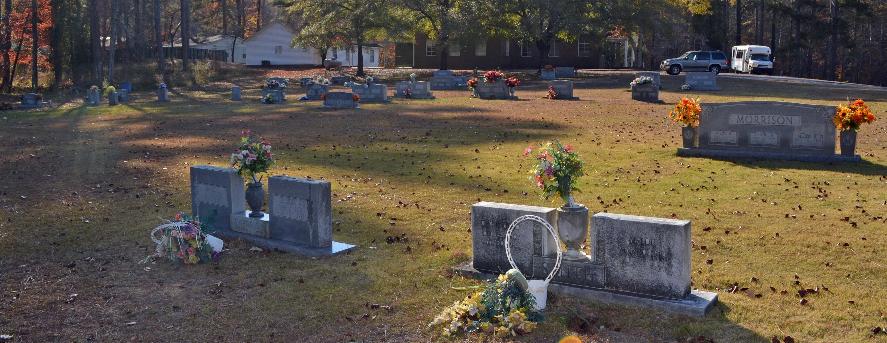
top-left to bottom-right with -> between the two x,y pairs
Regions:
524,141 -> 589,261
230,130 -> 275,218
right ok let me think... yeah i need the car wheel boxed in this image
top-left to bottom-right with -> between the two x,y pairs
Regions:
668,65 -> 681,75
709,65 -> 721,74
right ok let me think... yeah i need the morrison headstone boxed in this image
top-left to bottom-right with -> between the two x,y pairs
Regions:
677,101 -> 857,162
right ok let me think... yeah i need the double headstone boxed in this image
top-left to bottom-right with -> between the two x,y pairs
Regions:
261,88 -> 285,104
555,67 -> 577,78
189,166 -> 355,256
323,92 -> 358,109
351,84 -> 388,103
541,70 -> 557,80
548,80 -> 576,100
685,72 -> 720,91
231,86 -> 242,101
475,80 -> 512,100
395,81 -> 434,99
430,70 -> 467,90
677,101 -> 858,162
463,202 -> 717,317
302,84 -> 328,101
21,93 -> 41,108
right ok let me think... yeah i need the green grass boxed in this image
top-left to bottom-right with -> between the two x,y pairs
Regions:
0,73 -> 885,342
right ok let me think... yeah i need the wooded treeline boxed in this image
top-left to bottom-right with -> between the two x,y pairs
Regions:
1,0 -> 885,92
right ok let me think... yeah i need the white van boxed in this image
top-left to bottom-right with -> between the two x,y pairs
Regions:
731,45 -> 774,74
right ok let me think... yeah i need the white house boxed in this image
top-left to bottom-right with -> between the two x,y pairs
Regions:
236,21 -> 382,67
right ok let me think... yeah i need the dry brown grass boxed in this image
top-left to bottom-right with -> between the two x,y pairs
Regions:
0,71 -> 885,342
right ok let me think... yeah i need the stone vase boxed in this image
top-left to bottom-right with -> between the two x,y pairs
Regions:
245,181 -> 265,218
557,202 -> 589,261
682,126 -> 698,148
840,130 -> 857,156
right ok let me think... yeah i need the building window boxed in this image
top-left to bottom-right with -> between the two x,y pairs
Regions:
475,40 -> 487,56
426,40 -> 436,56
274,46 -> 282,55
448,42 -> 461,56
548,40 -> 558,57
578,40 -> 591,57
370,49 -> 375,63
242,54 -> 246,59
332,50 -> 338,59
504,40 -> 510,56
520,42 -> 532,57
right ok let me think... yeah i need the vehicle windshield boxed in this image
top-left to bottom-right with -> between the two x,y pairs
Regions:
750,54 -> 770,61
678,52 -> 690,59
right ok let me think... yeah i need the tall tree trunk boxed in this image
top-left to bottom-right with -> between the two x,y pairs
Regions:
31,0 -> 38,91
437,11 -> 449,70
221,0 -> 228,35
735,0 -> 743,46
134,0 -> 142,60
50,0 -> 62,89
755,0 -> 764,44
89,0 -> 100,84
153,0 -> 163,79
826,0 -> 839,80
255,0 -> 261,32
181,0 -> 190,72
109,0 -> 118,83
536,39 -> 551,71
356,40 -> 365,76
10,25 -> 25,92
1,0 -> 13,92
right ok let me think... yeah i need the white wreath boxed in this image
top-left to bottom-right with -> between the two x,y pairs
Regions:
504,215 -> 563,284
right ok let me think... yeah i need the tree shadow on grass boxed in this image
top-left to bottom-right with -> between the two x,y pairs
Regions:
710,157 -> 887,177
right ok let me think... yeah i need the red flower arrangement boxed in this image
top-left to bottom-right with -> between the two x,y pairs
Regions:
505,77 -> 521,88
352,93 -> 361,102
467,78 -> 478,89
484,70 -> 504,83
546,86 -> 558,99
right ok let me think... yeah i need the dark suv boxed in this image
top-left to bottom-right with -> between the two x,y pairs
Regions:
660,51 -> 729,75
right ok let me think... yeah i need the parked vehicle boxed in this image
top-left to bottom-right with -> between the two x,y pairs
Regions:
731,45 -> 773,75
660,51 -> 730,75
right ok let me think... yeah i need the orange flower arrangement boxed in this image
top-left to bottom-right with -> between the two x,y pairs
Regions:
352,93 -> 360,102
834,99 -> 876,131
669,97 -> 703,128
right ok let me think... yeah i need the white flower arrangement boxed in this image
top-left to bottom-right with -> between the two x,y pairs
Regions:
681,84 -> 692,91
630,76 -> 654,87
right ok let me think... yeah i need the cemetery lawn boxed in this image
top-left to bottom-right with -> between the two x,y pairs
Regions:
1,72 -> 885,342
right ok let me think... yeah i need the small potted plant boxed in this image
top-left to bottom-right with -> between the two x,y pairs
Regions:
833,99 -> 876,156
505,76 -> 521,98
524,141 -> 587,260
669,97 -> 702,148
230,130 -> 274,218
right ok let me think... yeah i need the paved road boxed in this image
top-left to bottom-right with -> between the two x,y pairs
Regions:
579,69 -> 887,92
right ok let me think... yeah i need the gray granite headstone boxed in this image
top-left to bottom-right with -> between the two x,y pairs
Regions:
190,165 -> 245,231
395,81 -> 434,99
231,86 -> 242,101
323,92 -> 358,109
685,72 -> 719,91
157,88 -> 169,102
430,70 -> 466,90
261,88 -> 285,103
268,176 -> 332,248
471,202 -> 558,277
549,80 -> 575,99
555,67 -> 577,78
475,81 -> 512,100
117,89 -> 130,103
299,77 -> 313,87
631,84 -> 659,102
541,70 -> 556,80
86,89 -> 100,106
21,93 -> 40,107
688,102 -> 838,159
108,92 -> 118,106
304,84 -> 329,101
351,84 -> 388,103
591,213 -> 691,299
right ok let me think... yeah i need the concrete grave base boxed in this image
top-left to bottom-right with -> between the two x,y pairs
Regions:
230,211 -> 270,238
677,148 -> 862,163
213,228 -> 356,257
454,263 -> 717,317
